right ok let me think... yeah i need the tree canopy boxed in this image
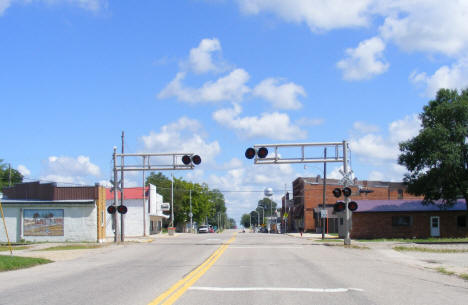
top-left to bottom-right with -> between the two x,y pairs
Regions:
241,214 -> 251,228
0,159 -> 23,191
398,89 -> 468,214
145,172 -> 229,228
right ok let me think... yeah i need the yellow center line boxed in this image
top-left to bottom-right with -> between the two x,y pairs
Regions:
148,233 -> 237,305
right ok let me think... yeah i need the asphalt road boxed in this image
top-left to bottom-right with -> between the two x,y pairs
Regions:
1,231 -> 467,305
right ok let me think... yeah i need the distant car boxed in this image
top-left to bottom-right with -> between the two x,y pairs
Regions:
198,225 -> 209,233
259,227 -> 268,233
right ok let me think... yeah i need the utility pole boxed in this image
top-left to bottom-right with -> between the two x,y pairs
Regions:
343,140 -> 351,245
8,163 -> 11,187
322,147 -> 327,240
171,172 -> 174,228
142,156 -> 146,237
113,147 -> 119,243
120,131 -> 125,242
189,189 -> 193,233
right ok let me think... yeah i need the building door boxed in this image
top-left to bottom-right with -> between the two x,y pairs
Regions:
430,216 -> 440,237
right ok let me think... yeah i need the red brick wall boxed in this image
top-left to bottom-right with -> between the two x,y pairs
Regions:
351,211 -> 468,239
296,179 -> 423,232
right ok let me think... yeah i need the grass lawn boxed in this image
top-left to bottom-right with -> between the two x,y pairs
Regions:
0,255 -> 52,272
358,237 -> 468,243
38,244 -> 102,251
393,246 -> 468,253
0,246 -> 29,251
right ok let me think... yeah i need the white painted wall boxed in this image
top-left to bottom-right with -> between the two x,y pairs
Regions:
105,184 -> 167,237
106,199 -> 149,237
0,203 -> 97,242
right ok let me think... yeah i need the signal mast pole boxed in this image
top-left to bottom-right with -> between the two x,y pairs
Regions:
245,141 -> 353,245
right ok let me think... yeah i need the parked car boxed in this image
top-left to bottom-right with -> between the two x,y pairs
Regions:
198,225 -> 209,233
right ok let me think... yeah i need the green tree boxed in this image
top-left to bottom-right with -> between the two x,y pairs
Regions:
241,214 -> 250,228
399,88 -> 468,214
228,218 -> 236,228
257,197 -> 277,217
0,159 -> 23,190
145,172 -> 229,227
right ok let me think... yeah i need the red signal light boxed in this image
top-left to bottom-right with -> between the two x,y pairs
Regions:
334,201 -> 346,212
332,188 -> 342,198
245,147 -> 256,159
257,147 -> 268,158
342,187 -> 352,197
107,206 -> 116,214
182,155 -> 191,165
348,201 -> 358,211
117,205 -> 128,214
191,155 -> 201,165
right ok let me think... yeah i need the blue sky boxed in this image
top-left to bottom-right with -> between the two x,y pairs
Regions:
2,0 -> 468,222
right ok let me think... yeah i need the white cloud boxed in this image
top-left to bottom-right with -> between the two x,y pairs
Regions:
368,170 -> 385,181
0,0 -> 106,15
410,58 -> 468,97
17,165 -> 31,176
204,161 -> 298,222
253,78 -> 305,110
349,114 -> 420,181
187,38 -> 224,74
212,103 -> 307,140
140,117 -> 221,165
0,0 -> 11,15
352,121 -> 380,133
337,37 -> 389,81
158,69 -> 250,103
350,114 -> 420,163
378,1 -> 468,57
296,117 -> 324,127
236,0 -> 373,31
40,155 -> 101,184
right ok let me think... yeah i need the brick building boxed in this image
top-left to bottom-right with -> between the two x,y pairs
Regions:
286,176 -> 421,233
350,200 -> 468,239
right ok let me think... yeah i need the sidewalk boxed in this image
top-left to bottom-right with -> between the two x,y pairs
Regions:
286,232 -> 340,240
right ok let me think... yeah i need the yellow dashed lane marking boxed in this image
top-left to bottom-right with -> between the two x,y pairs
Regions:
148,233 -> 237,305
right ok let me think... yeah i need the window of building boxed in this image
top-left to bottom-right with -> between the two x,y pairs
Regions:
398,189 -> 403,199
457,215 -> 467,227
392,215 -> 412,227
340,218 -> 343,225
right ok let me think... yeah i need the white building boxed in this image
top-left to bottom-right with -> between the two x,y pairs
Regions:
0,182 -> 106,243
105,184 -> 168,237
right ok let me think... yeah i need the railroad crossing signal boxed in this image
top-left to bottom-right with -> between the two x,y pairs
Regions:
334,202 -> 346,212
332,187 -> 358,211
117,205 -> 128,214
107,206 -> 116,214
244,147 -> 268,159
182,154 -> 202,166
